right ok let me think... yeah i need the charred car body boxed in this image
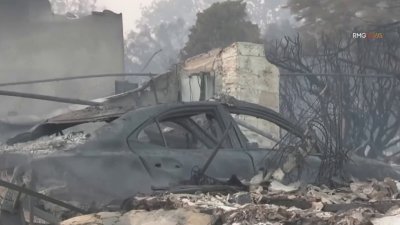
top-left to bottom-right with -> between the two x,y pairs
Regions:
2,96 -> 400,209
2,98 -> 307,204
0,94 -> 400,225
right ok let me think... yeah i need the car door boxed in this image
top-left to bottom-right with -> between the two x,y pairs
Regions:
126,104 -> 256,189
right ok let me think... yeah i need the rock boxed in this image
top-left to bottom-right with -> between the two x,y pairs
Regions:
229,192 -> 253,205
268,180 -> 300,193
372,214 -> 400,225
61,211 -> 120,225
61,208 -> 217,225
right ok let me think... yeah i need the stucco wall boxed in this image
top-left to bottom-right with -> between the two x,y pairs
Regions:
0,0 -> 124,118
181,42 -> 280,147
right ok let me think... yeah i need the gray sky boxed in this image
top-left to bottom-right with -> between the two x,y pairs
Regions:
97,0 -> 156,35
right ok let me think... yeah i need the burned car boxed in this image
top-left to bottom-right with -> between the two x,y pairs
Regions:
1,97 -> 400,218
0,98 -> 309,205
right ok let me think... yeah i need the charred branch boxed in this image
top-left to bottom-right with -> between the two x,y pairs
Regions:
266,23 -> 400,183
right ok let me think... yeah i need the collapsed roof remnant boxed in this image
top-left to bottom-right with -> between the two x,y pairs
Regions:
5,72 -> 180,145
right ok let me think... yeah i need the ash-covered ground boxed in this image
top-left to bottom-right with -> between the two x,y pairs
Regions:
60,178 -> 400,225
0,132 -> 90,156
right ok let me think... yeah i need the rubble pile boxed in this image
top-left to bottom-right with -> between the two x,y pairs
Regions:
58,179 -> 400,225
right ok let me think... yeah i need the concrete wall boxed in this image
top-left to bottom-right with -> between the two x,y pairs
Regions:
0,0 -> 124,118
181,42 -> 280,147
